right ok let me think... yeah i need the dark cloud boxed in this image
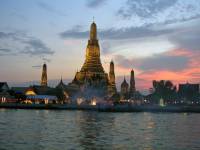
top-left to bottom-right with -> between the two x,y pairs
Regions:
117,0 -> 178,19
0,48 -> 12,53
0,32 -> 17,39
138,55 -> 189,71
36,1 -> 67,16
32,65 -> 42,69
0,31 -> 54,57
86,0 -> 107,8
117,0 -> 200,26
170,27 -> 200,51
22,39 -> 54,56
60,25 -> 174,40
115,52 -> 189,72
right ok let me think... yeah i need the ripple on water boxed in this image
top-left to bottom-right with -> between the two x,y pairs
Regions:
0,110 -> 200,150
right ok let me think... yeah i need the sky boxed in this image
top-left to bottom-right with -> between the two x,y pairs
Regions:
0,0 -> 200,91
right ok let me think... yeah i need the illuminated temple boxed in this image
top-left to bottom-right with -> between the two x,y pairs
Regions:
68,21 -> 116,97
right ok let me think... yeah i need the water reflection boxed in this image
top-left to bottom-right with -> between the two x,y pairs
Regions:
76,111 -> 115,149
0,110 -> 200,150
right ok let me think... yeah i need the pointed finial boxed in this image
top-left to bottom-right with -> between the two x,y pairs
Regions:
93,16 -> 95,22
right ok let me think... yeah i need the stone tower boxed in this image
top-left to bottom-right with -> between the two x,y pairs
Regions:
108,60 -> 117,95
79,21 -> 105,73
129,69 -> 136,95
71,21 -> 109,96
41,63 -> 47,86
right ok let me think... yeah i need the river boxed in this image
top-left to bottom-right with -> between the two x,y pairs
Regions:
0,109 -> 200,150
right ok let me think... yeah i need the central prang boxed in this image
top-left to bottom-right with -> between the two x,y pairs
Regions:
68,22 -> 112,97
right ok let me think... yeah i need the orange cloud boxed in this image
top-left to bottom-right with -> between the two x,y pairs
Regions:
116,48 -> 200,90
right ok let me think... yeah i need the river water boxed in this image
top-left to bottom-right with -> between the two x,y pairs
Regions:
0,109 -> 200,150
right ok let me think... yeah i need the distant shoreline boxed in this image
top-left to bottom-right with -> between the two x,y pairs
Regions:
1,103 -> 200,113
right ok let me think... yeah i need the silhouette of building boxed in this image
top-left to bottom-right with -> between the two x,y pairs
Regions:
178,82 -> 200,102
41,63 -> 47,86
179,83 -> 199,94
108,60 -> 117,96
0,82 -> 9,92
0,82 -> 12,102
56,77 -> 67,89
129,69 -> 136,96
121,77 -> 129,95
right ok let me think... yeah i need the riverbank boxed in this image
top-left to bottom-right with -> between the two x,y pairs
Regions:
1,103 -> 200,113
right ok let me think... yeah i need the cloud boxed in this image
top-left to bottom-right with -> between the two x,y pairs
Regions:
36,1 -> 67,16
60,25 -> 174,40
118,0 -> 178,19
42,57 -> 51,63
21,39 -> 54,56
117,0 -> 200,26
0,48 -> 12,53
0,32 -> 17,39
169,27 -> 200,52
0,31 -> 54,57
114,50 -> 189,72
9,9 -> 29,22
32,65 -> 42,69
114,48 -> 200,90
86,0 -> 107,8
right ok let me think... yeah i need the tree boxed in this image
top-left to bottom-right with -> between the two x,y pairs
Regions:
152,80 -> 177,103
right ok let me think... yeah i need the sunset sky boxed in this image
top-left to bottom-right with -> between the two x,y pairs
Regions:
0,0 -> 200,91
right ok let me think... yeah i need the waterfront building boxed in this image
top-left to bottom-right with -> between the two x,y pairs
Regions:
41,63 -> 48,86
0,82 -> 12,102
68,21 -> 109,97
178,82 -> 200,102
25,87 -> 36,95
0,82 -> 9,92
56,77 -> 70,103
179,83 -> 200,94
26,95 -> 58,104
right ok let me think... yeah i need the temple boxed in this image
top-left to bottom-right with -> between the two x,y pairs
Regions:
69,21 -> 110,97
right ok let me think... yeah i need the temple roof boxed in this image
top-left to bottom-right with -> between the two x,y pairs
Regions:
121,77 -> 129,87
56,77 -> 67,89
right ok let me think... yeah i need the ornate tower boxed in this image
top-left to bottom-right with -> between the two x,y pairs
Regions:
108,60 -> 117,95
129,69 -> 136,95
41,63 -> 47,86
80,21 -> 104,73
70,21 -> 109,96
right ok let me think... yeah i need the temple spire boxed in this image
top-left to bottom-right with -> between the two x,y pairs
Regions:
41,63 -> 47,86
90,21 -> 97,40
130,69 -> 136,94
108,60 -> 117,95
